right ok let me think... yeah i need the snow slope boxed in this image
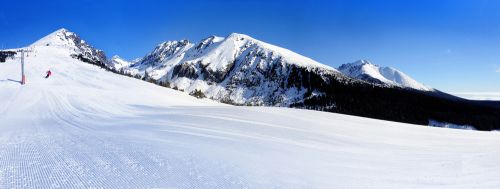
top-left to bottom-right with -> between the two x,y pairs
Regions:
338,60 -> 432,91
1,34 -> 500,188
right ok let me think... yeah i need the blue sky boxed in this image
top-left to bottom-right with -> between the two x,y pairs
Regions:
0,0 -> 499,92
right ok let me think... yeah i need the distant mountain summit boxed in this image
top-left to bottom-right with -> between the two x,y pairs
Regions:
31,28 -> 78,47
338,60 -> 432,91
31,28 -> 107,67
110,55 -> 134,70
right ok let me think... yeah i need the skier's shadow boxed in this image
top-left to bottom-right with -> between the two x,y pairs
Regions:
0,78 -> 22,84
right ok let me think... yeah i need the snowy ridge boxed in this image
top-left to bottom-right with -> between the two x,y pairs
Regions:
31,28 -> 78,48
117,32 -> 341,106
338,60 -> 432,91
31,28 -> 107,66
127,33 -> 337,77
110,55 -> 134,70
222,33 -> 336,71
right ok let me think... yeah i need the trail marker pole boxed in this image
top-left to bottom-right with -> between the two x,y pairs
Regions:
21,50 -> 25,85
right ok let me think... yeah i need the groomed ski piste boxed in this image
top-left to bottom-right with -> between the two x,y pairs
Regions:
1,42 -> 500,189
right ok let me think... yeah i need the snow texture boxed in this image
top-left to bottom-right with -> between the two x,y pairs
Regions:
1,30 -> 500,189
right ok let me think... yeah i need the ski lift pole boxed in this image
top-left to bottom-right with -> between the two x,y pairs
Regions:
21,49 -> 25,85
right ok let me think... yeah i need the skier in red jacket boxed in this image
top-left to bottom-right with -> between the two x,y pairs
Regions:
45,70 -> 52,78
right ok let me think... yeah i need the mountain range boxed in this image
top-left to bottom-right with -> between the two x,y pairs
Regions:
2,28 -> 499,130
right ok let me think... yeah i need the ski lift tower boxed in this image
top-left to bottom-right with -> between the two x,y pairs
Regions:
21,49 -> 26,85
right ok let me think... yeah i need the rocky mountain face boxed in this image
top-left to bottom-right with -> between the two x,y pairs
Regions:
116,33 -> 348,106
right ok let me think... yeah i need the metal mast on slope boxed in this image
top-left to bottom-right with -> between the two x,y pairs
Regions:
21,49 -> 25,85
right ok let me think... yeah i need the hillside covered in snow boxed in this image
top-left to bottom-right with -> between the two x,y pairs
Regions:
2,29 -> 500,188
4,28 -> 498,130
77,28 -> 496,130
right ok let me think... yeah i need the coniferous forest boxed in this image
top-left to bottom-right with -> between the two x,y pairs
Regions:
288,67 -> 500,131
0,51 -> 16,62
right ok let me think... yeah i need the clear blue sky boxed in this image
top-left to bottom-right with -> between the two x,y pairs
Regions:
1,0 -> 499,92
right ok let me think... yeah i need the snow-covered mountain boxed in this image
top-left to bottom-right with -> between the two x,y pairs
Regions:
10,28 -> 499,131
4,36 -> 500,188
338,60 -> 432,91
31,28 -> 107,66
3,28 -> 500,188
110,55 -> 134,70
117,33 -> 345,106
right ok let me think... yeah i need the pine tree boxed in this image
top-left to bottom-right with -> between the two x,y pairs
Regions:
190,89 -> 206,99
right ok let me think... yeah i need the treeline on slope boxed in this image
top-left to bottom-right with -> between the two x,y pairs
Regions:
71,54 -> 107,68
472,100 -> 500,109
287,66 -> 500,131
0,51 -> 16,62
71,55 -> 201,99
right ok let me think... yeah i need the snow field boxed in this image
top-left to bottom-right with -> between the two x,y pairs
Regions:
1,45 -> 500,188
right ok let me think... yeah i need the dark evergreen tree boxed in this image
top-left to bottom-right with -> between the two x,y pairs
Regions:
190,89 -> 206,99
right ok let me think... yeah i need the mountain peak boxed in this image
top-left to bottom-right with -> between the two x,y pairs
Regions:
111,55 -> 122,60
338,60 -> 432,91
31,28 -> 82,48
55,28 -> 70,34
110,55 -> 132,70
351,59 -> 373,66
227,33 -> 253,41
156,39 -> 191,49
29,28 -> 107,67
222,32 -> 337,71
